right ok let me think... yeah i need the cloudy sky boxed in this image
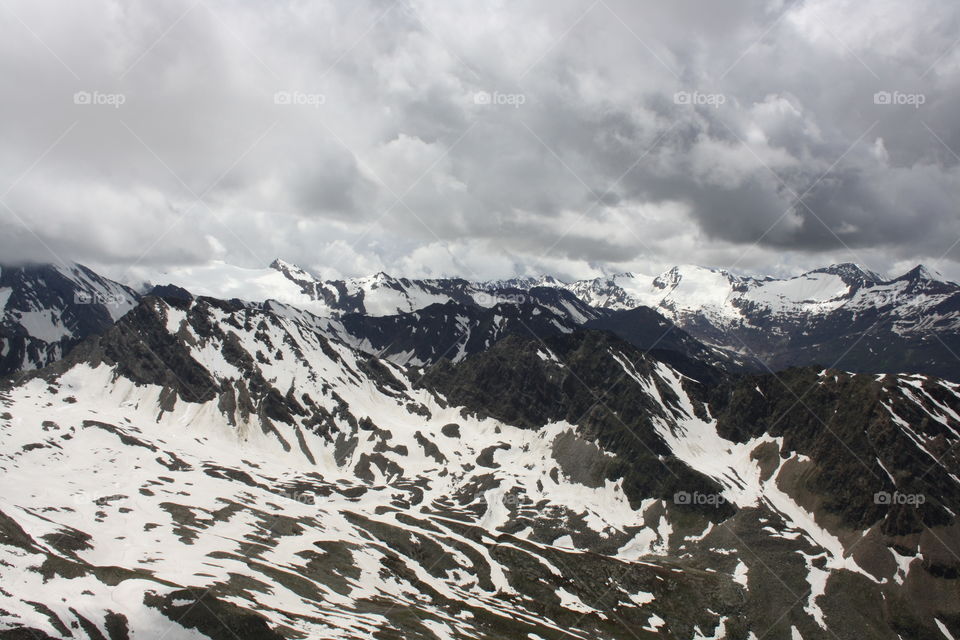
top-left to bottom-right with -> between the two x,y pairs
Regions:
1,0 -> 959,283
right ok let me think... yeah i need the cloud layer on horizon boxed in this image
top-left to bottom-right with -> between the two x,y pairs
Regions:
1,0 -> 958,283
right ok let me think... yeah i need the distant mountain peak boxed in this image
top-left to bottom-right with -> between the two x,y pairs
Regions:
807,262 -> 884,286
532,274 -> 564,286
650,264 -> 741,291
894,264 -> 947,283
359,271 -> 398,287
481,274 -> 567,289
269,258 -> 313,277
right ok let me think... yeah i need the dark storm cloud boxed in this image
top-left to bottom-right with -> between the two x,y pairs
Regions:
0,0 -> 958,281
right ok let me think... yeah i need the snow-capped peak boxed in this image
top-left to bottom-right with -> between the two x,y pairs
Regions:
806,263 -> 884,286
894,264 -> 946,283
365,271 -> 397,285
269,257 -> 314,279
482,274 -> 567,289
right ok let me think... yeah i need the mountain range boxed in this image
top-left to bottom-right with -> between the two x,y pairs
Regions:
1,258 -> 959,639
160,259 -> 960,381
7,258 -> 955,379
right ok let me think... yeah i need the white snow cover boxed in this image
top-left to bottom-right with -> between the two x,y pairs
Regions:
0,299 -> 702,638
138,261 -> 331,310
2,294 -> 958,638
57,263 -> 138,321
15,309 -> 71,342
125,259 -> 960,347
557,262 -> 959,334
572,265 -> 841,321
0,263 -> 138,369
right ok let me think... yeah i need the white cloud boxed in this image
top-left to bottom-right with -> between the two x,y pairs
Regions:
0,0 -> 958,284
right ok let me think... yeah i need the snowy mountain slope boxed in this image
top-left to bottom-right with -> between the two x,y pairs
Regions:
716,265 -> 960,380
127,258 -> 960,379
133,260 -> 334,314
11,258 -> 957,382
258,287 -> 739,372
139,260 -> 748,371
0,297 -> 742,638
261,259 -> 960,379
533,263 -> 960,381
423,334 -> 960,636
288,287 -> 604,367
582,305 -> 757,374
140,259 -> 501,319
563,263 -> 893,319
137,259 -> 960,336
0,263 -> 138,378
2,295 -> 959,638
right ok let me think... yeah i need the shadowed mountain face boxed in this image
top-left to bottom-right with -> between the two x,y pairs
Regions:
310,287 -> 604,367
122,258 -> 960,380
704,266 -> 960,382
0,263 -> 139,378
265,260 -> 960,381
555,263 -> 960,382
3,260 -> 959,382
1,292 -> 959,639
